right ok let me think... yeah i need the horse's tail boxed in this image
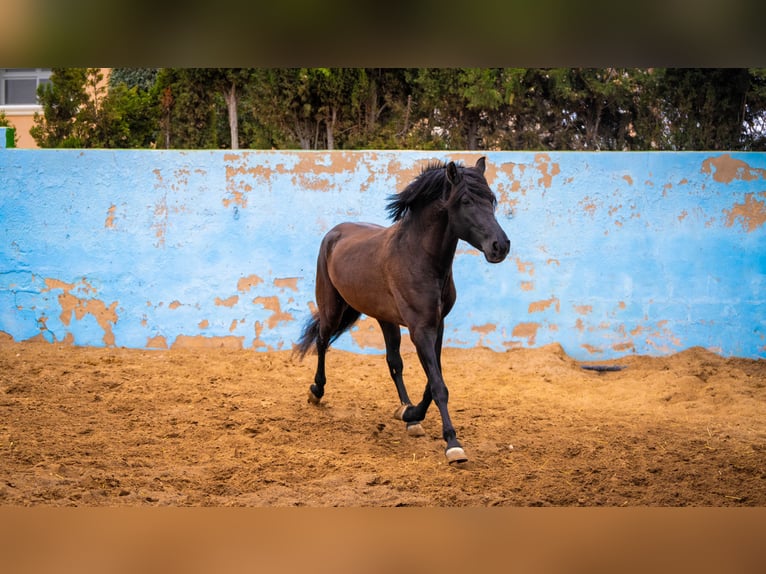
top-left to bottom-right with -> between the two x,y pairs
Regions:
295,311 -> 322,359
294,307 -> 362,359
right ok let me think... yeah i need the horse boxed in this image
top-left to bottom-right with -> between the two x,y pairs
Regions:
295,157 -> 510,464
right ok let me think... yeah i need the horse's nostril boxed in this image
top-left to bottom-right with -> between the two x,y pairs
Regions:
492,239 -> 509,255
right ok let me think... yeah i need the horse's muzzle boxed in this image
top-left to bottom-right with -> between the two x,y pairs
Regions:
484,235 -> 510,263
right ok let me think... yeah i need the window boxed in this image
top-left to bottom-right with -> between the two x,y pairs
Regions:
0,69 -> 52,106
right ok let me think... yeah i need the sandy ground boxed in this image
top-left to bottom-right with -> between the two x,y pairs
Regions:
1,337 -> 764,506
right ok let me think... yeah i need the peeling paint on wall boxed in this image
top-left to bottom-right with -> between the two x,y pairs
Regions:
701,153 -> 766,183
723,192 -> 766,232
1,150 -> 764,359
41,277 -> 118,346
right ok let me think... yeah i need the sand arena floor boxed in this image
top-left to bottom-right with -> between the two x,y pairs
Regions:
1,339 -> 764,506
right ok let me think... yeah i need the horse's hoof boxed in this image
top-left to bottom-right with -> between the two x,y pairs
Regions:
393,403 -> 410,421
445,447 -> 468,464
406,422 -> 425,437
307,389 -> 321,405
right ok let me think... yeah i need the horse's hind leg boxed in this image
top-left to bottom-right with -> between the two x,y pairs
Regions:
308,248 -> 347,404
379,320 -> 425,437
308,302 -> 360,403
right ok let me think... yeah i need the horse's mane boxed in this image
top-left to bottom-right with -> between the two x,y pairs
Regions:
385,160 -> 496,222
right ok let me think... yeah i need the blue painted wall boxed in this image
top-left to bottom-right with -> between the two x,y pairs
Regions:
1,149 -> 764,359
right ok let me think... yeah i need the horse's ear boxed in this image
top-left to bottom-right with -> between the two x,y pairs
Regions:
446,161 -> 460,185
475,156 -> 486,175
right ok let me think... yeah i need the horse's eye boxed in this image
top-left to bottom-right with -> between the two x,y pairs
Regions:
461,196 -> 472,205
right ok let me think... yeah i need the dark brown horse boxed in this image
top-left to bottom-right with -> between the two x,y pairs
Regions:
296,157 -> 510,463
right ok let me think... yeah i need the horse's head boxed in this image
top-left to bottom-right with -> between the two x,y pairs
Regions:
445,157 -> 510,264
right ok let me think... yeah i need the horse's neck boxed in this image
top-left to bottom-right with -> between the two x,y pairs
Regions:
395,208 -> 457,274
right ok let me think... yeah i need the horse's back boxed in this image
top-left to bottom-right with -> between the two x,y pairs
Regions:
320,221 -> 388,260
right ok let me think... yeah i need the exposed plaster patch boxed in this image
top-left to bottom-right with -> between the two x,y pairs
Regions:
223,154 -> 287,208
472,323 -> 497,347
42,277 -> 118,346
253,296 -> 293,329
252,321 -> 267,350
274,277 -> 299,291
215,295 -> 239,308
350,316 -> 384,350
622,174 -> 634,185
150,168 -> 189,248
291,153 -> 358,193
582,344 -> 602,354
520,281 -> 534,292
44,278 -> 75,292
472,323 -> 496,334
580,198 -> 598,216
574,305 -> 593,315
238,274 -> 264,292
701,154 -> 766,183
169,300 -> 182,310
723,192 -> 766,232
105,205 -> 116,229
612,341 -> 635,352
533,153 -> 561,188
515,258 -> 535,276
512,322 -> 539,345
528,297 -> 560,313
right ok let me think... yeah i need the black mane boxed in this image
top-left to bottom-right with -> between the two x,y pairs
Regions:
385,160 -> 496,222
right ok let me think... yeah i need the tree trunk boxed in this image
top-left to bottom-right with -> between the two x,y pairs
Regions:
223,81 -> 239,150
326,106 -> 337,150
466,111 -> 479,150
366,76 -> 377,134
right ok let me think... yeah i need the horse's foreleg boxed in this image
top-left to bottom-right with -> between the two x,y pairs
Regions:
402,320 -> 446,429
409,323 -> 467,464
380,320 -> 425,437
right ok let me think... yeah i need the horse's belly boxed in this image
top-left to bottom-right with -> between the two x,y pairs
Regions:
325,225 -> 403,325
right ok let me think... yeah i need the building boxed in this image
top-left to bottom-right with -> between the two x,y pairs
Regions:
0,68 -> 52,148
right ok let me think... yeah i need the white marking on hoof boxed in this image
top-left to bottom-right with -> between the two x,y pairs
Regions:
406,422 -> 425,437
307,389 -> 321,405
393,403 -> 410,421
445,447 -> 468,464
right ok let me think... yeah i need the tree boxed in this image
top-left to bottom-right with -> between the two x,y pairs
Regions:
109,68 -> 159,92
177,69 -> 257,150
410,69 -> 510,150
743,68 -> 766,150
28,67 -> 766,152
154,69 -> 219,149
31,68 -> 159,148
30,68 -> 94,147
541,68 -> 657,150
656,68 -> 752,150
245,68 -> 362,150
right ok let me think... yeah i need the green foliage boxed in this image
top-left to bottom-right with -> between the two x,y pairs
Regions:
656,69 -> 753,150
31,68 -> 159,148
109,68 -> 159,91
29,68 -> 766,151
